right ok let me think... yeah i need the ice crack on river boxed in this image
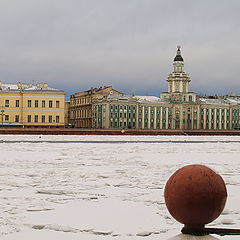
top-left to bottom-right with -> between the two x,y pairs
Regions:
1,135 -> 240,239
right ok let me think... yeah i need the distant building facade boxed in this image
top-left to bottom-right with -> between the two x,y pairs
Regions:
0,82 -> 65,127
64,101 -> 70,127
70,86 -> 121,128
93,47 -> 240,130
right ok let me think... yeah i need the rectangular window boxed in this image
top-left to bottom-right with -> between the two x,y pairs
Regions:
56,101 -> 60,108
34,115 -> 38,123
5,100 -> 9,107
16,100 -> 19,108
35,100 -> 38,108
15,115 -> 19,123
28,100 -> 32,108
42,100 -> 46,108
56,115 -> 60,123
27,115 -> 31,123
5,115 -> 9,121
49,100 -> 53,108
49,115 -> 52,123
42,115 -> 45,123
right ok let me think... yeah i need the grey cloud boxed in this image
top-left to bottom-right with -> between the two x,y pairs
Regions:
0,0 -> 239,98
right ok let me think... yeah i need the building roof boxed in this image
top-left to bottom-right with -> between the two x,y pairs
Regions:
71,85 -> 121,98
135,95 -> 161,103
96,94 -> 166,104
0,82 -> 65,93
199,97 -> 240,106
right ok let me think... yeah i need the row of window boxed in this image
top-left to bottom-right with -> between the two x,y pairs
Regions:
71,97 -> 91,106
71,109 -> 91,118
3,100 -> 60,108
3,115 -> 60,123
110,120 -> 136,128
110,112 -> 136,119
110,105 -> 136,111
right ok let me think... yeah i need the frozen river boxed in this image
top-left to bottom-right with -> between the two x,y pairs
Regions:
1,135 -> 240,240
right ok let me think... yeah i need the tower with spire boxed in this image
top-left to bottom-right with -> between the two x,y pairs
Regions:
160,46 -> 196,103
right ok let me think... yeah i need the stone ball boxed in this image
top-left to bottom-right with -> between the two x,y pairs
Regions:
164,164 -> 227,227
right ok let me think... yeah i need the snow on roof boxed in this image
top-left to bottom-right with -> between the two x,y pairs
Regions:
225,98 -> 240,105
100,94 -> 163,103
135,96 -> 161,103
199,97 -> 240,106
1,84 -> 19,90
0,83 -> 63,92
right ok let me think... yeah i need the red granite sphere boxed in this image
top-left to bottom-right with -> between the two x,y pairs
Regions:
164,165 -> 227,226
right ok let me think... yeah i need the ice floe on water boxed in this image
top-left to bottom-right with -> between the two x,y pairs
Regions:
1,135 -> 240,239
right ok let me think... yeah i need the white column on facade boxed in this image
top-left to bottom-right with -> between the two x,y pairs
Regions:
160,107 -> 163,129
219,109 -> 222,130
142,107 -> 145,129
136,105 -> 139,129
154,106 -> 157,129
209,109 -> 212,129
214,109 -> 217,130
229,108 -> 232,129
191,107 -> 194,129
224,109 -> 227,129
180,81 -> 183,93
186,82 -> 189,93
203,109 -> 206,129
166,107 -> 169,129
148,106 -> 151,129
104,105 -> 106,128
179,106 -> 182,129
197,106 -> 200,129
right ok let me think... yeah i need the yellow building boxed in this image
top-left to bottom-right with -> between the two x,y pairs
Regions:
0,82 -> 65,127
70,86 -> 121,128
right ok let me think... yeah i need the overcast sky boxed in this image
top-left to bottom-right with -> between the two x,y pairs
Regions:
0,0 -> 239,99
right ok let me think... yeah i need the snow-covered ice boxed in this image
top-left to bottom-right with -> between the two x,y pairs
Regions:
0,135 -> 240,239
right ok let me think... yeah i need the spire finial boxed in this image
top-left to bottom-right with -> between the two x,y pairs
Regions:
174,46 -> 184,61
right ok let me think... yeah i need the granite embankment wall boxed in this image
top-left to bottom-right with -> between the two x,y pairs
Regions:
0,128 -> 240,135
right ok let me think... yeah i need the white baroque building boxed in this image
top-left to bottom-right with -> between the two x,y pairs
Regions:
93,47 -> 240,130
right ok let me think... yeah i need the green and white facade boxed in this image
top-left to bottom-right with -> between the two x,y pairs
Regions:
93,47 -> 240,130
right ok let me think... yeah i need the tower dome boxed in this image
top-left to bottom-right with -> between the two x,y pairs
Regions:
174,46 -> 184,62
